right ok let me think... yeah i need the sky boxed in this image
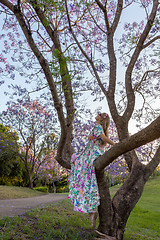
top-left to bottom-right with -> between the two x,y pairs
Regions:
0,1 -> 157,134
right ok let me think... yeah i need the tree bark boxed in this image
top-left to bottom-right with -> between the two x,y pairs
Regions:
96,170 -> 114,236
95,153 -> 160,240
111,163 -> 146,239
25,163 -> 33,189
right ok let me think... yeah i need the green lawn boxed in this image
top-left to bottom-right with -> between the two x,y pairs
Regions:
0,185 -> 46,200
0,176 -> 160,239
124,177 -> 160,240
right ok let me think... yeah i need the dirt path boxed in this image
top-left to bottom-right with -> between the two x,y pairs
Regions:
0,193 -> 68,218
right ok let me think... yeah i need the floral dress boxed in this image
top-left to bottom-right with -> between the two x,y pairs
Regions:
68,123 -> 105,213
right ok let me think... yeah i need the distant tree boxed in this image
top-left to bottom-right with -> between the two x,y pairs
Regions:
1,99 -> 57,188
0,124 -> 24,185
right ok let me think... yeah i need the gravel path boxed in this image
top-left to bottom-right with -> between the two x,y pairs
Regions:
0,193 -> 68,218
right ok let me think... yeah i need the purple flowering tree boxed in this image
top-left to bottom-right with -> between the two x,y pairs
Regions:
36,150 -> 69,193
0,0 -> 160,239
1,99 -> 57,188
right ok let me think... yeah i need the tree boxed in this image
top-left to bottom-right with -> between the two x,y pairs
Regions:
0,0 -> 160,239
0,124 -> 18,159
1,99 -> 57,189
36,150 -> 69,193
0,124 -> 25,185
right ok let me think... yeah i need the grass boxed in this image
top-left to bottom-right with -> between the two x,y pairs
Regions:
124,176 -> 160,240
0,176 -> 160,239
0,201 -> 96,240
0,185 -> 46,200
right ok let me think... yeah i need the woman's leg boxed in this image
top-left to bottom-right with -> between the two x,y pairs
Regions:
89,211 -> 98,229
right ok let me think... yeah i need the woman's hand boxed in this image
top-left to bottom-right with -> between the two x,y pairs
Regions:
101,142 -> 107,147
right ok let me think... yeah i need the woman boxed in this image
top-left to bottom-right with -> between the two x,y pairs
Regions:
68,113 -> 115,229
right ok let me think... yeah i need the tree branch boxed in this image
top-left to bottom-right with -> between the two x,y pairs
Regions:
29,1 -> 75,119
95,0 -> 110,31
87,5 -> 107,34
144,145 -> 160,180
94,116 -> 160,170
111,0 -> 123,34
134,68 -> 159,91
106,35 -> 119,121
93,1 -> 122,122
143,35 -> 160,49
0,0 -> 13,11
29,0 -> 76,168
124,0 -> 159,121
65,0 -> 107,95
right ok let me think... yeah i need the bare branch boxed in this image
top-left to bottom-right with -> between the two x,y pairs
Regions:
95,0 -> 106,11
87,5 -> 107,34
143,35 -> 160,49
0,0 -> 14,11
140,0 -> 149,19
58,7 -> 88,32
134,68 -> 160,91
63,40 -> 90,54
17,0 -> 21,10
36,29 -> 52,50
28,84 -> 48,94
122,0 -> 134,9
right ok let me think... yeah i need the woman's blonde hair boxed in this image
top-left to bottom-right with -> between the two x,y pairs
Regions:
99,113 -> 110,137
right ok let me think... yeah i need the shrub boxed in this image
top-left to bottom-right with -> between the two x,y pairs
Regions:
0,176 -> 23,186
34,186 -> 48,193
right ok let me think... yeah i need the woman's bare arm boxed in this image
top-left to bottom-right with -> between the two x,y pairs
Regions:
99,134 -> 115,145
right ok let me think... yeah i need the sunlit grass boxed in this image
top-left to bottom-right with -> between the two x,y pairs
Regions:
0,185 -> 46,199
124,176 -> 160,240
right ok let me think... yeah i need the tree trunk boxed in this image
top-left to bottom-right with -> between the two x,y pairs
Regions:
96,170 -> 114,236
25,161 -> 33,189
53,182 -> 56,193
96,163 -> 147,240
28,173 -> 33,189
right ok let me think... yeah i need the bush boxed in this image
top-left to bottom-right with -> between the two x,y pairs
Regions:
55,176 -> 69,193
34,186 -> 48,193
0,176 -> 23,186
56,185 -> 69,193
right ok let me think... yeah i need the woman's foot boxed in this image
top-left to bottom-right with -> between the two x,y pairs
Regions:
90,212 -> 98,229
